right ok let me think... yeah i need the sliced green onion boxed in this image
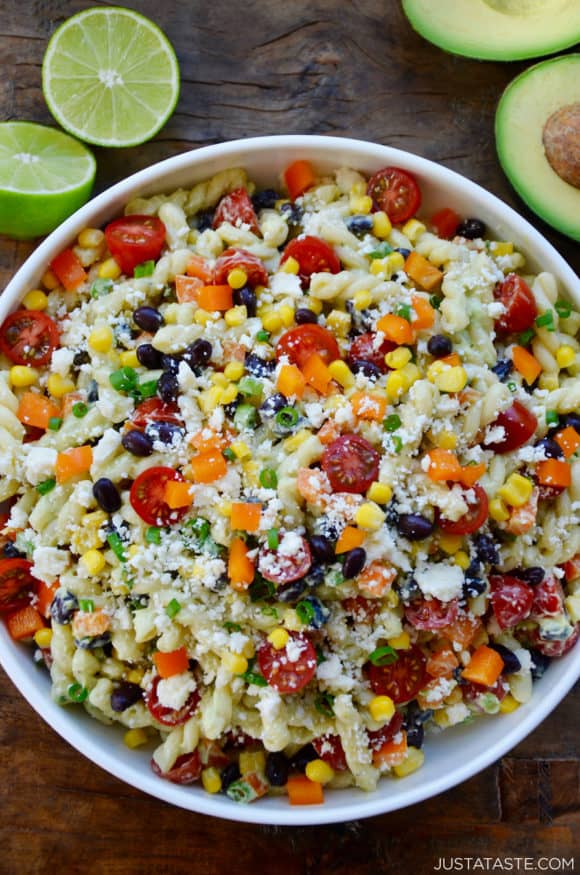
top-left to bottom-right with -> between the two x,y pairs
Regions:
223,447 -> 236,461
48,416 -> 62,431
106,531 -> 126,563
256,329 -> 270,342
507,381 -> 517,392
165,598 -> 181,619
396,304 -> 412,322
296,600 -> 315,625
267,528 -> 279,550
36,478 -> 56,495
392,435 -> 403,453
134,260 -> 155,278
189,518 -> 210,542
368,241 -> 393,259
368,645 -> 398,666
259,467 -> 278,489
138,379 -> 159,399
78,598 -> 94,613
555,299 -> 572,319
315,644 -> 327,665
314,692 -> 335,717
429,295 -> 442,310
384,413 -> 401,432
238,376 -> 263,399
248,577 -> 275,602
67,683 -> 88,703
223,621 -> 242,633
109,367 -> 138,393
242,659 -> 268,687
234,403 -> 258,430
535,310 -> 555,331
518,329 -> 535,346
145,526 -> 162,544
546,410 -> 559,426
90,278 -> 113,299
260,604 -> 278,618
72,401 -> 88,418
276,406 -> 299,428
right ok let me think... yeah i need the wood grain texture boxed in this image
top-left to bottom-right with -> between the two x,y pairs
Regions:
0,1 -> 578,872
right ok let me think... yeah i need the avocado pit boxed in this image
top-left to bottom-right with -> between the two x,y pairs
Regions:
542,103 -> 580,189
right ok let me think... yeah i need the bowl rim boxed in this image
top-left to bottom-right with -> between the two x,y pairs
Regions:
1,134 -> 579,826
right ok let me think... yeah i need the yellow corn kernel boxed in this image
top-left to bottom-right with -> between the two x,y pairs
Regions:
564,594 -> 580,623
433,710 -> 450,728
202,767 -> 222,794
454,550 -> 471,570
81,549 -> 106,576
387,631 -> 411,650
436,430 -> 458,450
194,308 -> 214,326
220,383 -> 238,405
350,194 -> 373,215
227,268 -> 248,289
34,628 -> 53,648
385,347 -> 412,370
41,269 -> 59,290
211,372 -> 229,387
281,256 -> 300,275
283,428 -> 313,452
393,747 -> 425,778
435,365 -> 468,393
326,309 -> 351,337
198,386 -> 224,413
9,365 -> 38,387
78,227 -> 105,248
47,373 -> 76,398
499,694 -> 521,714
306,296 -> 323,314
491,241 -> 514,257
325,395 -> 348,412
399,362 -> 421,388
366,482 -> 393,505
353,290 -> 373,311
261,310 -> 283,333
444,686 -> 463,706
22,289 -> 49,311
489,497 -> 510,522
230,440 -> 251,460
221,652 -> 248,675
119,349 -> 140,368
218,501 -> 232,517
239,750 -> 266,775
225,305 -> 247,327
539,373 -> 559,391
556,345 -> 576,369
279,305 -> 295,327
268,628 -> 290,650
385,589 -> 400,609
328,360 -> 354,388
401,219 -> 426,242
369,695 -> 396,723
355,501 -> 386,531
498,473 -> 533,508
439,533 -> 463,555
427,360 -> 448,383
305,759 -> 335,785
98,257 -> 122,280
127,669 -> 144,685
242,460 -> 260,487
350,181 -> 366,196
128,545 -> 140,559
88,326 -> 114,354
372,211 -> 392,239
124,728 -> 148,749
386,370 -> 406,401
224,361 -> 245,381
241,638 -> 256,659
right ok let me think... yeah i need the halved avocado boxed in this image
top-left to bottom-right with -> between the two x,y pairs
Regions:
495,55 -> 580,242
402,0 -> 580,61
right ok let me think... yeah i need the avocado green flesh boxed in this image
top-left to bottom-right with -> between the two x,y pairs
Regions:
495,55 -> 580,242
402,0 -> 580,61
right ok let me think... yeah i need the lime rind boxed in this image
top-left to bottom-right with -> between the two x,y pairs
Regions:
42,7 -> 180,148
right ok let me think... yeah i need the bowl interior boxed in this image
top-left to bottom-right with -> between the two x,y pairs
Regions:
1,135 -> 579,825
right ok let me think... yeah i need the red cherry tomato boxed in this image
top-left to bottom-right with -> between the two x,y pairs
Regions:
366,646 -> 427,705
279,235 -> 341,284
405,597 -> 459,631
275,324 -> 340,369
529,624 -> 579,658
322,434 -> 380,494
312,734 -> 348,771
484,401 -> 538,454
341,596 -> 380,624
50,248 -> 87,290
0,559 -> 37,613
151,750 -> 202,784
490,574 -> 534,630
130,398 -> 183,429
430,208 -> 460,239
144,676 -> 200,727
129,466 -> 189,527
463,678 -> 509,700
493,274 -> 538,334
212,188 -> 259,235
347,332 -> 396,373
530,574 -> 565,619
104,215 -> 166,275
366,166 -> 421,224
258,534 -> 312,584
213,247 -> 269,288
257,631 -> 317,694
367,711 -> 404,751
438,484 -> 489,536
0,310 -> 60,366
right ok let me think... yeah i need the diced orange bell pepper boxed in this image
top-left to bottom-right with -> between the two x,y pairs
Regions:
50,248 -> 87,290
511,345 -> 542,386
376,313 -> 415,346
189,429 -> 231,455
372,730 -> 408,767
153,647 -> 189,679
186,254 -> 214,284
425,448 -> 463,482
563,556 -> 580,582
35,581 -> 59,619
426,647 -> 459,679
356,561 -> 396,598
505,489 -> 538,536
284,160 -> 316,201
286,774 -> 324,805
6,606 -> 45,641
536,459 -> 571,488
439,353 -> 462,368
228,537 -> 255,589
296,467 -> 330,506
461,645 -> 504,687
441,613 -> 482,649
230,502 -> 262,532
335,526 -> 365,554
351,391 -> 388,422
71,609 -> 111,640
554,426 -> 580,459
301,353 -> 332,395
56,445 -> 93,483
189,450 -> 228,484
404,251 -> 443,291
277,363 -> 306,399
164,480 -> 193,510
175,274 -> 203,303
197,284 -> 233,311
459,462 -> 486,487
411,294 -> 435,330
317,419 -> 341,445
17,392 -> 61,430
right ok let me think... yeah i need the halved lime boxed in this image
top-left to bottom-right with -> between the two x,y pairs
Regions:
42,7 -> 180,148
0,122 -> 96,240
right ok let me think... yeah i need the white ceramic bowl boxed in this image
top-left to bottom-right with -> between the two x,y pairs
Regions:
1,136 -> 579,825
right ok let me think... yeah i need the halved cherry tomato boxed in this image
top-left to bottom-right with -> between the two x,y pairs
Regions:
322,434 -> 380,494
212,188 -> 259,234
347,332 -> 396,374
258,534 -> 312,584
367,711 -> 404,751
276,324 -> 340,369
104,215 -> 166,275
0,310 -> 60,366
530,574 -> 565,619
279,235 -> 340,284
130,466 -> 188,527
365,646 -> 427,705
213,247 -> 269,288
438,484 -> 489,535
490,574 -> 534,630
341,596 -> 380,624
312,734 -> 348,771
0,558 -> 38,613
430,208 -> 460,239
529,624 -> 579,658
494,274 -> 538,334
463,678 -> 509,702
130,398 -> 183,430
405,597 -> 459,631
144,676 -> 200,727
50,249 -> 87,290
484,401 -> 538,454
257,631 -> 317,694
366,166 -> 421,224
151,750 -> 202,784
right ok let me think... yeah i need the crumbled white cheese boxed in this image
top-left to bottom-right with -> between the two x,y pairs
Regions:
31,546 -> 70,584
23,447 -> 57,485
92,428 -> 122,465
50,348 -> 75,376
415,562 -> 464,602
156,672 -> 197,710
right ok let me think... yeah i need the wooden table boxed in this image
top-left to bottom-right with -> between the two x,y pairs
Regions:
1,2 -> 578,872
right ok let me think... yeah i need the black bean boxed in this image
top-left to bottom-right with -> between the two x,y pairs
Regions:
295,308 -> 318,325
3,541 -> 24,559
157,371 -> 179,403
288,744 -> 318,772
564,413 -> 580,434
350,359 -> 382,379
252,189 -> 279,210
487,643 -> 521,675
133,306 -> 164,333
492,358 -> 513,382
346,215 -> 374,236
50,591 -> 78,625
193,209 -> 214,232
220,762 -> 241,791
122,429 -> 154,457
76,632 -> 111,651
397,513 -> 434,541
463,577 -> 487,599
405,700 -> 433,726
473,533 -> 500,566
183,338 -> 212,369
136,343 -> 163,370
259,392 -> 287,418
316,516 -> 341,542
406,724 -> 424,749
512,566 -> 545,586
456,218 -> 485,240
145,421 -> 184,447
245,352 -> 276,378
303,564 -> 325,588
110,681 -> 143,712
396,247 -> 411,259
385,503 -> 400,527
86,379 -> 99,403
398,575 -> 421,604
535,437 -> 564,459
309,535 -> 335,564
530,649 -> 550,680
223,400 -> 240,420
72,349 -> 90,368
280,202 -> 304,227
161,354 -> 181,374
93,477 -> 122,513
233,286 -> 257,317
343,547 -> 366,579
265,752 -> 289,786
427,334 -> 453,359
277,578 -> 308,603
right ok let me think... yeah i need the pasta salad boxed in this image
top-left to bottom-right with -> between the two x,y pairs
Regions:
0,159 -> 579,806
